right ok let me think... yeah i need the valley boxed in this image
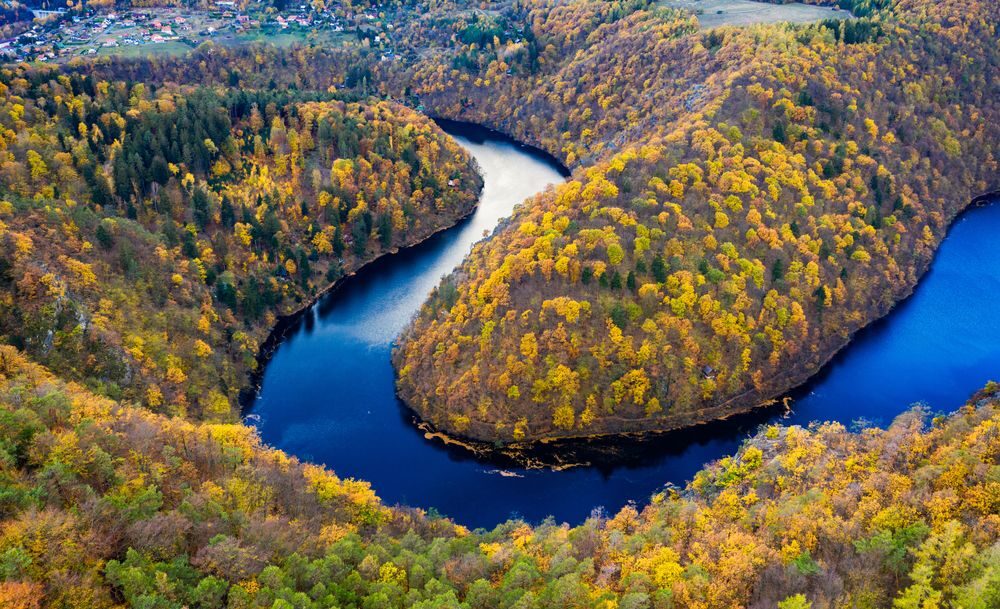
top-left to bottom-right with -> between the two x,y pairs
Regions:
0,0 -> 995,607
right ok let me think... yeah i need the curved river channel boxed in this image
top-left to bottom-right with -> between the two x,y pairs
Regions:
248,122 -> 1000,529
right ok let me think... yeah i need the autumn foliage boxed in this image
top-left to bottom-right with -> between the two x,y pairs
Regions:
0,345 -> 996,607
0,70 -> 481,419
0,0 -> 996,606
392,0 -> 999,441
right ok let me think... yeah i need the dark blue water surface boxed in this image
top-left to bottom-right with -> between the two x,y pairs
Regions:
248,123 -> 1000,529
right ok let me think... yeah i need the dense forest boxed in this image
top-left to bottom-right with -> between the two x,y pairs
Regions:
0,67 -> 482,418
0,345 -> 997,608
391,0 -> 1000,441
0,0 -> 996,606
55,0 -> 999,443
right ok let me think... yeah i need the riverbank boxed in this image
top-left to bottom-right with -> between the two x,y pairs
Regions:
397,189 -> 1000,458
239,197 -> 482,408
248,118 -> 1000,526
241,119 -> 574,409
430,118 -> 572,179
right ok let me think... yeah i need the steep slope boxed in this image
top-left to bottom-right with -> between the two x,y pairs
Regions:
391,0 -> 999,441
0,345 -> 996,608
0,71 -> 481,418
54,3 -> 996,445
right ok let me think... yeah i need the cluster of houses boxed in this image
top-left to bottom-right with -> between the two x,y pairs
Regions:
0,2 -> 351,63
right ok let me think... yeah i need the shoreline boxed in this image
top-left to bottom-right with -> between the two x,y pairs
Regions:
241,118 -> 570,411
428,117 -> 572,179
396,187 -> 1000,465
237,199 -> 482,410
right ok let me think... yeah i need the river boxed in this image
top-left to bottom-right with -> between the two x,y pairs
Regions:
248,122 -> 1000,529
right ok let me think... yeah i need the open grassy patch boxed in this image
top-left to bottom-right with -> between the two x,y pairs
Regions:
96,40 -> 193,58
219,28 -> 357,49
661,0 -> 851,28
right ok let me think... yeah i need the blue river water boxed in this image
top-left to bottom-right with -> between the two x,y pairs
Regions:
248,123 -> 1000,529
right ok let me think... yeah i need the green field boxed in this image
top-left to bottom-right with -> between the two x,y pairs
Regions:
96,40 -> 193,59
662,0 -> 852,28
219,29 -> 357,49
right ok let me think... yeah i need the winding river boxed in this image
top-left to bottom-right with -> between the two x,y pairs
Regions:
248,122 -> 1000,529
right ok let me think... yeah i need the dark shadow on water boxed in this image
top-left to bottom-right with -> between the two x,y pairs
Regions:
431,118 -> 572,178
246,117 -> 999,527
392,393 -> 788,477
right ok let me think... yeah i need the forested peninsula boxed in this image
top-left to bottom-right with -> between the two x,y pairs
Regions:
390,0 -> 1000,442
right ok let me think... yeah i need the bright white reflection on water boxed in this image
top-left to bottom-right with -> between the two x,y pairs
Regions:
311,132 -> 564,345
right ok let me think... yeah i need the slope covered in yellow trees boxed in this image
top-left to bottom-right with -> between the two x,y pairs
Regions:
391,0 -> 999,441
0,344 -> 996,608
0,68 -> 481,418
0,2 -> 996,605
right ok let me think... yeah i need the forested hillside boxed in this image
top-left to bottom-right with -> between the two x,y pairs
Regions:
0,0 -> 996,607
83,0 -> 998,444
0,67 -> 482,418
0,344 -> 996,608
391,0 -> 1000,441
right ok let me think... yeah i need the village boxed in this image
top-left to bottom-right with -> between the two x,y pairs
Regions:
0,2 -> 362,63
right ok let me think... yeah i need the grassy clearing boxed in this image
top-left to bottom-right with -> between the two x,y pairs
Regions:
661,0 -> 852,29
96,40 -> 193,59
219,29 -> 356,49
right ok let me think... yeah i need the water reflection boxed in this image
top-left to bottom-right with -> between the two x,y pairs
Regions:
249,123 -> 999,528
